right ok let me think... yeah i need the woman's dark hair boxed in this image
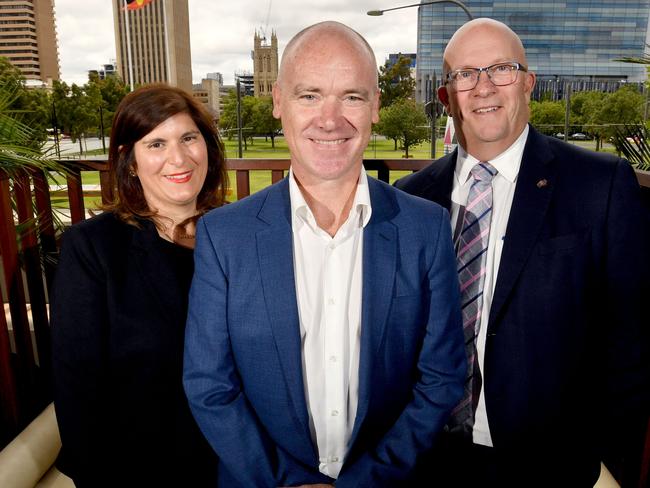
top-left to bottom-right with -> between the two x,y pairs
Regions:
105,83 -> 227,224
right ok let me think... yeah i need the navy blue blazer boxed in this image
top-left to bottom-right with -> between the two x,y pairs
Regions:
396,126 -> 650,485
183,176 -> 466,487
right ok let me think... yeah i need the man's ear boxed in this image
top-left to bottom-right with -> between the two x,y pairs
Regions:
372,89 -> 380,124
272,82 -> 281,119
438,86 -> 451,114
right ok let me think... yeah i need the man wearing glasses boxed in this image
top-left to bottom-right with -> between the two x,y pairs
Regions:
397,18 -> 649,486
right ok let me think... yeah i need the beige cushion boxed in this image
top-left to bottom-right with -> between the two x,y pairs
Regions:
0,403 -> 73,488
594,462 -> 620,488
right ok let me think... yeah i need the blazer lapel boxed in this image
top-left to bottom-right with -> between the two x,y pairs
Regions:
349,178 -> 398,447
488,127 -> 558,329
418,150 -> 457,211
255,179 -> 315,459
131,220 -> 186,326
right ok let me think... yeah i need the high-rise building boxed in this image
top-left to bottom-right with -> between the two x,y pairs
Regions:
252,30 -> 278,98
111,0 -> 192,92
0,0 -> 59,84
416,0 -> 650,102
206,72 -> 223,84
192,76 -> 221,120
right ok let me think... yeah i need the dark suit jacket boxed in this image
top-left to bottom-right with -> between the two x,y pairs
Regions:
183,176 -> 467,487
51,212 -> 216,487
396,126 -> 650,486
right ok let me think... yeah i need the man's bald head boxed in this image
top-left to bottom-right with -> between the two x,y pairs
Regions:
443,18 -> 527,77
277,21 -> 378,87
437,17 -> 536,161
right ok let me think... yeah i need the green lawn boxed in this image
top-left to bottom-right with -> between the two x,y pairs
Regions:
221,135 -> 439,160
56,135 -> 619,207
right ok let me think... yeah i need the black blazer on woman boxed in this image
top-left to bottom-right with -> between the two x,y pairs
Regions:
52,212 -> 216,487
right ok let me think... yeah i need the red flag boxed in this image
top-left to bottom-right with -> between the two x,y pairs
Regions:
124,0 -> 154,10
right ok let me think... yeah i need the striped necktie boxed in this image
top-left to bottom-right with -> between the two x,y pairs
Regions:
449,161 -> 497,436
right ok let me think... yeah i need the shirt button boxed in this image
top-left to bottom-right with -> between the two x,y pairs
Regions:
331,409 -> 339,416
329,355 -> 337,362
328,298 -> 335,305
330,456 -> 339,462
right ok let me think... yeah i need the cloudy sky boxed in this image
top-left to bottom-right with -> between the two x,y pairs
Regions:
54,0 -> 421,86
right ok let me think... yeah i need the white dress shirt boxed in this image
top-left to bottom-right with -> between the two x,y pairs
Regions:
450,125 -> 528,447
289,167 -> 372,478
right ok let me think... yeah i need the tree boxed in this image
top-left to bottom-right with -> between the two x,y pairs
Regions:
378,55 -> 415,108
92,74 -> 129,138
570,87 -> 644,150
0,57 -> 50,146
374,98 -> 429,158
220,90 -> 256,149
252,97 -> 281,148
529,100 -> 565,135
51,81 -> 98,154
596,85 -> 644,141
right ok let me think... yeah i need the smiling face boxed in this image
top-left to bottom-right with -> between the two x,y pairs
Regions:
133,112 -> 208,219
438,19 -> 536,161
272,25 -> 380,187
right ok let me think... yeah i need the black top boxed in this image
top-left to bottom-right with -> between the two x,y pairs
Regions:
51,213 -> 217,487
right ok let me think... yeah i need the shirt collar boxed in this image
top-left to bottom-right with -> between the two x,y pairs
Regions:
289,167 -> 372,232
456,124 -> 529,185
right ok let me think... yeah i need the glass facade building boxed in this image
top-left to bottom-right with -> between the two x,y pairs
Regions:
416,0 -> 650,102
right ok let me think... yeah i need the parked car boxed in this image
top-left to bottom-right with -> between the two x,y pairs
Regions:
554,132 -> 565,139
570,132 -> 588,140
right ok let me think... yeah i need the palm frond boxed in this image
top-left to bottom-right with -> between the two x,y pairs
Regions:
615,44 -> 650,65
611,125 -> 650,171
0,84 -> 65,176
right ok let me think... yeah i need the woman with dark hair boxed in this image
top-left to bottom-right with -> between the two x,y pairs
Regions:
51,84 -> 227,486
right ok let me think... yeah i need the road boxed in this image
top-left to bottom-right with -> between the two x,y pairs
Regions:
45,136 -> 108,157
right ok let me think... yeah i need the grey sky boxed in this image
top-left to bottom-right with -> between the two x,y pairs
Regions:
55,0 -> 421,86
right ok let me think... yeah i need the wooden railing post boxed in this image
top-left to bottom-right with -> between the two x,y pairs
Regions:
66,167 -> 85,224
0,176 -> 37,437
31,170 -> 57,290
13,174 -> 52,380
236,170 -> 250,199
0,178 -> 18,447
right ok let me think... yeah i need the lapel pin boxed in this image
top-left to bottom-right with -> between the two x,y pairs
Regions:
536,179 -> 548,189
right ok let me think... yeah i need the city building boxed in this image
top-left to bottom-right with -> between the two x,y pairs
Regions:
220,83 -> 235,116
206,72 -> 223,84
416,0 -> 650,103
192,76 -> 221,120
0,0 -> 59,85
88,62 -> 117,80
252,30 -> 278,98
387,52 -> 416,71
111,0 -> 192,92
235,70 -> 254,97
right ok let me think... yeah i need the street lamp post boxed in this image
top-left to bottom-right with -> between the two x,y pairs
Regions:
368,0 -> 473,159
367,0 -> 473,20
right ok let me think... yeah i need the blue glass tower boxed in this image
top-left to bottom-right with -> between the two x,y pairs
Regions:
416,0 -> 650,102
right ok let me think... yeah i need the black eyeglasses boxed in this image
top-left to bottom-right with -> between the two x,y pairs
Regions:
444,62 -> 528,92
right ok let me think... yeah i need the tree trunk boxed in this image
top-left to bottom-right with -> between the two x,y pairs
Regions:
393,138 -> 398,150
270,134 -> 275,149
